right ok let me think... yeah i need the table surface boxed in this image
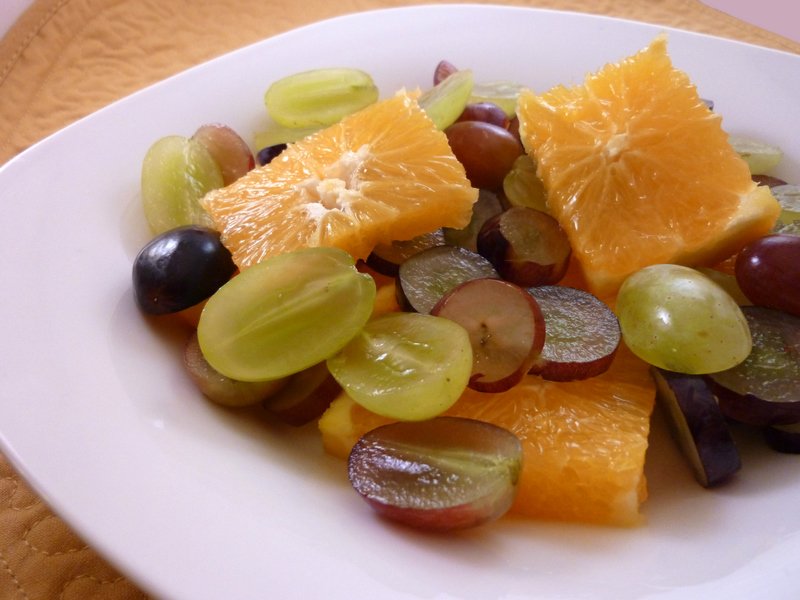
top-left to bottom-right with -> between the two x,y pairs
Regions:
1,1 -> 798,598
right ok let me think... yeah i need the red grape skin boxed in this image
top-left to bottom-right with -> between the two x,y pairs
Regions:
735,234 -> 800,318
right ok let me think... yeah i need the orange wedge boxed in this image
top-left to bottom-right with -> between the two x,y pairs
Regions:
202,92 -> 478,268
517,35 -> 780,297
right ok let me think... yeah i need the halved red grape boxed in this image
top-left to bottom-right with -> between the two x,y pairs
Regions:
192,123 -> 255,185
709,306 -> 800,425
348,417 -> 522,531
527,286 -> 619,381
432,278 -> 545,393
477,206 -> 571,287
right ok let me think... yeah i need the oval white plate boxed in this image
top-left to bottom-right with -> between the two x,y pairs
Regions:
1,5 -> 799,600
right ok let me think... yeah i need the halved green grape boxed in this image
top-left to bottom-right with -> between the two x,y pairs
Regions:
729,136 -> 783,175
264,68 -> 379,128
141,135 -> 223,235
615,264 -> 751,374
418,69 -> 474,130
469,80 -> 526,117
198,247 -> 376,381
327,312 -> 472,421
502,154 -> 548,212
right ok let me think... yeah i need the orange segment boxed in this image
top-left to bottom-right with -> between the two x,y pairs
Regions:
202,92 -> 478,268
319,345 -> 655,526
517,35 -> 780,297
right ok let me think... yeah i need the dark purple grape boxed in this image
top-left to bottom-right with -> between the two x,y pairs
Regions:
445,121 -> 523,190
735,234 -> 800,317
442,189 -> 504,252
133,226 -> 236,315
652,369 -> 741,487
366,229 -> 445,276
256,143 -> 288,166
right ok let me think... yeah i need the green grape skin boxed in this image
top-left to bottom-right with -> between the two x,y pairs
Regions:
469,80 -> 526,117
197,247 -> 376,382
615,264 -> 752,374
417,69 -> 474,130
502,154 -> 548,213
264,68 -> 379,129
141,135 -> 223,235
729,136 -> 783,175
327,312 -> 473,421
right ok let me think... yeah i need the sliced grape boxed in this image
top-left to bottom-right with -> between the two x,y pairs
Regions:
729,135 -> 783,175
264,361 -> 341,426
433,60 -> 458,85
184,332 -> 286,407
132,226 -> 236,315
198,247 -> 376,381
191,123 -> 255,185
264,68 -> 379,128
418,69 -> 474,130
141,135 -> 223,234
445,121 -> 523,189
651,369 -> 741,487
348,417 -> 522,531
327,312 -> 472,421
503,154 -> 548,213
397,245 -> 498,314
431,278 -> 545,393
455,102 -> 509,129
469,80 -> 526,117
477,206 -> 571,287
366,229 -> 445,277
616,265 -> 751,374
709,306 -> 800,426
772,184 -> 800,226
527,286 -> 620,381
442,189 -> 504,252
735,234 -> 800,317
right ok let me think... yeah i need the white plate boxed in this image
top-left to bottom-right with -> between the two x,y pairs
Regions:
1,5 -> 799,600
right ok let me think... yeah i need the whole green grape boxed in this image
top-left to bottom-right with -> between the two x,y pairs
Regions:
616,264 -> 751,374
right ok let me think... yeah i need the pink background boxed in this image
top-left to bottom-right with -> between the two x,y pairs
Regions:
702,0 -> 800,43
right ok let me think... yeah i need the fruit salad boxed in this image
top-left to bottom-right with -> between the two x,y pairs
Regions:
131,37 -> 800,532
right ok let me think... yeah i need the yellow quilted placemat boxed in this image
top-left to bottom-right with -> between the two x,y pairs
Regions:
0,1 -> 797,598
